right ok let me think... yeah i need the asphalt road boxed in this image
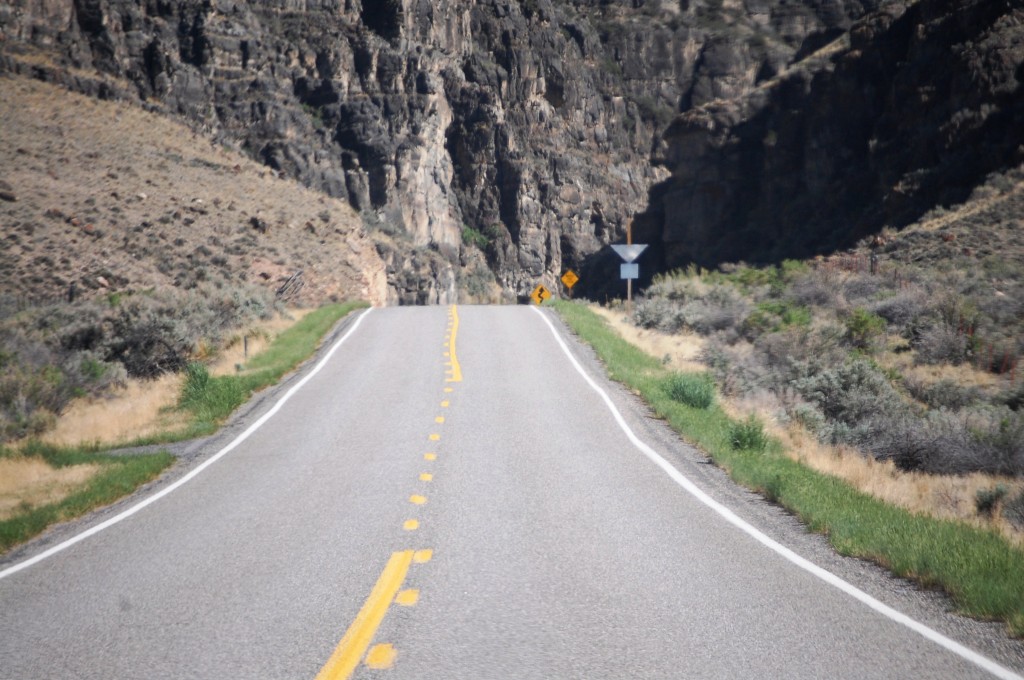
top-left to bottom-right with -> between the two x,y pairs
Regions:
1,305 -> 1023,679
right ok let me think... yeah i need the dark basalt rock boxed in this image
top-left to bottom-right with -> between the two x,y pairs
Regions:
2,0 -> 940,301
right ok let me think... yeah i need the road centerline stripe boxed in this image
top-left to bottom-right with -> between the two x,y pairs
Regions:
315,550 -> 413,680
530,306 -> 1022,680
445,305 -> 463,382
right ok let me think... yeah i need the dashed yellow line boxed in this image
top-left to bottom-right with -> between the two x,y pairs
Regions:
445,305 -> 463,383
395,589 -> 420,606
365,643 -> 397,670
315,551 -> 415,680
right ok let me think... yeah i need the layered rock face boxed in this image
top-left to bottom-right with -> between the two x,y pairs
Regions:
643,0 -> 1024,272
2,0 -> 912,301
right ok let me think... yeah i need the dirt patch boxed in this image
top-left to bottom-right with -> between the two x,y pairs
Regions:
0,457 -> 100,520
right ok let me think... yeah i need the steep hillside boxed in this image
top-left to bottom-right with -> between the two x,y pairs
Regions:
634,0 -> 1024,278
0,76 -> 387,308
0,0 -> 882,301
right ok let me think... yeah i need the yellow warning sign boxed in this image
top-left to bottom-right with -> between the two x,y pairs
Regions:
530,284 -> 552,305
560,270 -> 579,289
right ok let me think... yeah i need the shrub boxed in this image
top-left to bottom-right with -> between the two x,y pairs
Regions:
730,414 -> 768,452
663,372 -> 715,409
870,289 -> 929,326
842,274 -> 887,303
913,323 -> 969,365
863,408 -> 1024,475
845,308 -> 886,350
461,225 -> 489,250
976,485 -> 1008,517
904,377 -> 980,411
792,359 -> 903,434
634,298 -> 686,333
786,272 -> 835,307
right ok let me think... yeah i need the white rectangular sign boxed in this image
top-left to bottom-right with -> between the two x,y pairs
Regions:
620,263 -> 639,280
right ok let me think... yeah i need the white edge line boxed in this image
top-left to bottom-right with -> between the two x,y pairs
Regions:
0,307 -> 374,582
531,306 -> 1022,680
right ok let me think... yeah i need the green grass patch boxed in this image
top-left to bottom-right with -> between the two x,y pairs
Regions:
0,441 -> 173,554
551,299 -> 1024,636
176,301 -> 368,436
663,372 -> 715,409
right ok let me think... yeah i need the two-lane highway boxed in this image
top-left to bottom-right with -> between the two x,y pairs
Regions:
1,305 -> 1022,679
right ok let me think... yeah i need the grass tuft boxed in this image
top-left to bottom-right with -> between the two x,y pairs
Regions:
663,372 -> 715,409
729,414 -> 769,452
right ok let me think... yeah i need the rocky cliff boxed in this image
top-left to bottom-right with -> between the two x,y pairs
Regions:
638,0 -> 1024,276
2,0 -> 890,302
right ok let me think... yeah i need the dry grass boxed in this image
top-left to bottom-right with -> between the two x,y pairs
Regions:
589,304 -> 706,372
35,309 -> 313,449
38,373 -> 186,449
207,309 -> 313,377
0,74 -> 387,306
0,457 -> 100,521
597,303 -> 1024,545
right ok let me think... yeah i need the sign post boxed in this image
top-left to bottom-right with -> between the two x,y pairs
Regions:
610,222 -> 647,315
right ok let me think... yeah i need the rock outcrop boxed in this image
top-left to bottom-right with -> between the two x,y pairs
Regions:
639,0 -> 1024,275
15,1 -> 1010,301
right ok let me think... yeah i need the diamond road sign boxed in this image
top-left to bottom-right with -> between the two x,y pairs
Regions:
610,244 -> 648,263
530,284 -> 552,305
560,270 -> 579,289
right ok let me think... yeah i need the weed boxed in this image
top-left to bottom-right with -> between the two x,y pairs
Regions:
461,225 -> 489,250
730,414 -> 769,452
664,372 -> 715,409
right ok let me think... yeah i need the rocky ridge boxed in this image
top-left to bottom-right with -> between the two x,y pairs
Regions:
1,0 -> 883,303
638,0 -> 1024,277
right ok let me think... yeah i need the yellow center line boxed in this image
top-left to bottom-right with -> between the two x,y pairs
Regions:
445,305 -> 463,383
315,550 -> 414,680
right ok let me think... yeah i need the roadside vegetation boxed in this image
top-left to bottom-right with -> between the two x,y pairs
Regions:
551,299 -> 1024,637
0,289 -> 366,555
175,300 -> 367,438
0,283 -> 278,442
0,442 -> 173,554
